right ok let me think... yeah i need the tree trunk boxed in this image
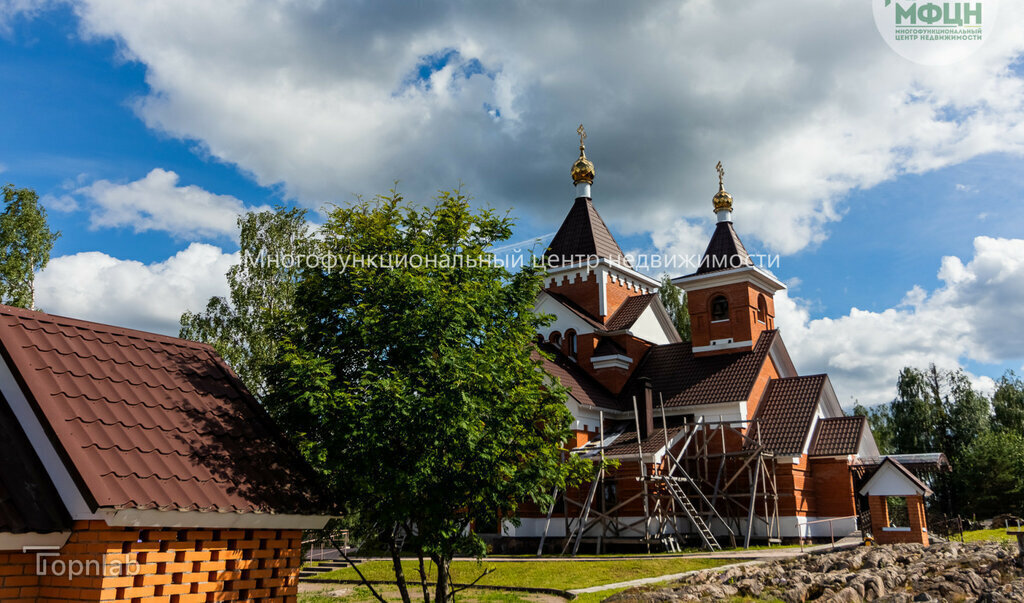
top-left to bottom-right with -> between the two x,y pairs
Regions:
416,549 -> 432,603
433,555 -> 450,603
390,540 -> 412,603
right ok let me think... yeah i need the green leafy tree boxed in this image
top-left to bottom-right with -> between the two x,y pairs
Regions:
180,207 -> 312,399
888,365 -> 991,515
0,185 -> 60,309
954,430 -> 1024,518
853,401 -> 892,454
658,274 -> 691,342
992,370 -> 1024,434
270,190 -> 589,603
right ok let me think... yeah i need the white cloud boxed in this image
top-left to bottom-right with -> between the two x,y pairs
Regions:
35,0 -> 1022,254
76,168 -> 268,239
34,242 -> 235,336
41,193 -> 78,212
774,236 -> 1024,407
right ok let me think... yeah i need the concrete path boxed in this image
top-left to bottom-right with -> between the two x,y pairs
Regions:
568,560 -> 764,595
565,536 -> 863,595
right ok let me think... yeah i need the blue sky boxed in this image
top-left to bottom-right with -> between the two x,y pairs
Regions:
3,1 -> 1024,406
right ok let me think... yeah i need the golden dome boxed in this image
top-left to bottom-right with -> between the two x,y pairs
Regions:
571,146 -> 595,185
571,124 -> 595,185
713,187 -> 733,213
713,161 -> 733,214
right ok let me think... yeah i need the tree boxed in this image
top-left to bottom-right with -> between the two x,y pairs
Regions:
180,207 -> 312,399
853,402 -> 892,455
954,430 -> 1024,519
887,364 -> 991,515
270,190 -> 589,603
0,185 -> 60,309
658,274 -> 691,342
992,370 -> 1024,435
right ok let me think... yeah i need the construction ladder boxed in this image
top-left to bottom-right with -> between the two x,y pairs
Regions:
660,476 -> 721,551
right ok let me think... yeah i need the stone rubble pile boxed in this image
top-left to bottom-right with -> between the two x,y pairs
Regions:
605,541 -> 1024,602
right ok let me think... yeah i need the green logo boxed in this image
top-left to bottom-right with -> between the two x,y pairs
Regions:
873,0 -> 996,65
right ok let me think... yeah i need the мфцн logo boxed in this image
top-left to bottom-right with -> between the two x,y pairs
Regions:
873,0 -> 997,65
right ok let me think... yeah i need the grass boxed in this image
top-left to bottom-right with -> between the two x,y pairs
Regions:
961,528 -> 1022,543
314,557 -> 738,590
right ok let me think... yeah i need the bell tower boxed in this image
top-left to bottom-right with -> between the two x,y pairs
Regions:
672,162 -> 785,357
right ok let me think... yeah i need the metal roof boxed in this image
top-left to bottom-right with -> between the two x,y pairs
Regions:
0,304 -> 329,515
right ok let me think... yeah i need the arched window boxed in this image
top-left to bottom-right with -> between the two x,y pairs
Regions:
756,294 -> 768,324
549,331 -> 562,347
566,329 -> 578,359
710,295 -> 729,322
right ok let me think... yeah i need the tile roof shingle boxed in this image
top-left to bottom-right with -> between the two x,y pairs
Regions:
534,344 -> 622,410
695,221 -> 754,275
0,305 -> 328,515
809,416 -> 866,456
626,330 -> 778,408
545,197 -> 630,267
605,294 -> 657,331
601,424 -> 685,457
749,374 -> 826,455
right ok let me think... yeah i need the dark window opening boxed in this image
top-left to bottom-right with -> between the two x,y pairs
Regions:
710,295 -> 729,321
756,294 -> 768,324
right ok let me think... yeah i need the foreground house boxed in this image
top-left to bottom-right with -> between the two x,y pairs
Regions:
504,133 -> 927,552
0,305 -> 331,602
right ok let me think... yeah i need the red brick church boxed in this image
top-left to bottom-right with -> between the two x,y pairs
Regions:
508,130 -> 893,552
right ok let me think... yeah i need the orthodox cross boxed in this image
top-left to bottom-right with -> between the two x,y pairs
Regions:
716,161 -> 725,189
577,124 -> 587,148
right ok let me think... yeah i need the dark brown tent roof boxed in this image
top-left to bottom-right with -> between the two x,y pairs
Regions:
695,221 -> 753,275
545,197 -> 630,267
0,305 -> 328,515
749,374 -> 826,455
0,394 -> 71,534
625,330 -> 778,408
809,416 -> 866,456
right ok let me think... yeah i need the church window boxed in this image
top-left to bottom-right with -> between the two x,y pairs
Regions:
549,331 -> 561,346
566,330 -> 578,359
756,294 -> 768,324
710,295 -> 729,321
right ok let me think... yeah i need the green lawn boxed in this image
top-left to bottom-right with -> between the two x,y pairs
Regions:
962,528 -> 1022,543
314,557 -> 737,590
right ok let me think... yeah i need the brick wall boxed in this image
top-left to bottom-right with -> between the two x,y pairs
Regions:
869,495 -> 929,546
688,282 -> 775,355
1,520 -> 303,602
809,458 -> 856,518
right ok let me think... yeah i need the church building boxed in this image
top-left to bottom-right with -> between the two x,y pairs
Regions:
511,128 -> 884,551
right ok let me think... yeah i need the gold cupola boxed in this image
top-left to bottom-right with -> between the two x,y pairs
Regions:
571,124 -> 595,185
713,161 -> 733,219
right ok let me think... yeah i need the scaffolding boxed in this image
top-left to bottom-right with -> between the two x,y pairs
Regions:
537,397 -> 781,555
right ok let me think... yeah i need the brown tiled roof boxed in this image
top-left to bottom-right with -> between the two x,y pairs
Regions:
0,395 -> 71,534
695,221 -> 753,275
809,416 -> 866,456
544,291 -> 606,330
605,294 -> 657,331
545,197 -> 630,267
749,375 -> 826,455
534,344 -> 621,410
0,305 -> 328,515
625,330 -> 777,408
602,424 -> 685,457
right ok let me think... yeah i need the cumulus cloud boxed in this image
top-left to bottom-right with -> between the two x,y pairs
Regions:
34,242 -> 235,335
76,168 -> 268,239
775,236 -> 1024,407
32,0 -> 1020,254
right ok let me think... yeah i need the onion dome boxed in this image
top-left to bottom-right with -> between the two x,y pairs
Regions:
571,124 -> 595,185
